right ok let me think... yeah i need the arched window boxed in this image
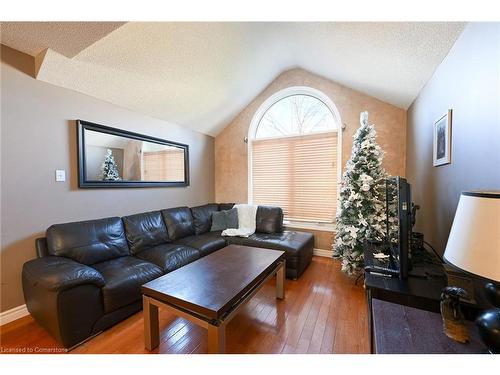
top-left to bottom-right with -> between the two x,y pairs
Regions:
248,86 -> 342,223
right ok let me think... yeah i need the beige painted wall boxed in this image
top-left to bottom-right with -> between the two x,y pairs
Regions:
215,68 -> 407,203
303,228 -> 334,251
0,45 -> 215,312
123,139 -> 143,180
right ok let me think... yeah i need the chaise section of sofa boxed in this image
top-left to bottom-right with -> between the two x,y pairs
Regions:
22,203 -> 314,348
224,206 -> 314,279
225,231 -> 314,280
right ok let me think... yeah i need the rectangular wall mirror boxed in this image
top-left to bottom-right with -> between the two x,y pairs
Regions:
77,120 -> 189,188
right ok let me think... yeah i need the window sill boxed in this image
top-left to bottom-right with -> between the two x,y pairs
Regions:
283,220 -> 336,232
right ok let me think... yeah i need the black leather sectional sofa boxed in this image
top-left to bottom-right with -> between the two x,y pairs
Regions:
22,203 -> 313,349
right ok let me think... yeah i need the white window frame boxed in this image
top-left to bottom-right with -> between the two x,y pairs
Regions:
247,86 -> 343,228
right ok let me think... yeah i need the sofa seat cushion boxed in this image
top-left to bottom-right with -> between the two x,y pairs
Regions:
135,244 -> 200,273
92,256 -> 163,313
191,204 -> 219,235
225,231 -> 314,279
175,231 -> 227,256
122,211 -> 169,254
46,217 -> 129,265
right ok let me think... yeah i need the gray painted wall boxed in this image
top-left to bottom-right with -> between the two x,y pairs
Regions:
406,23 -> 500,256
0,45 -> 215,312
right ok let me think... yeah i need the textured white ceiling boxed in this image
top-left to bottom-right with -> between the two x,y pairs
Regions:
0,22 -> 125,57
3,22 -> 465,136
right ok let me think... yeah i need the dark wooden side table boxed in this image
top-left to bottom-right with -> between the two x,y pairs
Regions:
364,241 -> 448,352
365,269 -> 446,312
372,299 -> 487,353
363,242 -> 486,353
364,240 -> 447,313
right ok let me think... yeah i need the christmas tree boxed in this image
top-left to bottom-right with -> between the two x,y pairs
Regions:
99,149 -> 122,181
333,111 -> 387,275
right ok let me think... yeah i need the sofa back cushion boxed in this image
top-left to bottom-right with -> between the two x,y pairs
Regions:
191,204 -> 219,235
46,217 -> 129,265
122,211 -> 169,254
218,203 -> 235,211
161,207 -> 195,240
256,206 -> 284,234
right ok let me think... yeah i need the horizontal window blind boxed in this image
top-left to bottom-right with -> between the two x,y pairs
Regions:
251,131 -> 338,222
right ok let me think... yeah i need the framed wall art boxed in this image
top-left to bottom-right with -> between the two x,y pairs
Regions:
433,109 -> 452,167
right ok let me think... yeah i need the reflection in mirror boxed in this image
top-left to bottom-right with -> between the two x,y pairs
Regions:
78,120 -> 189,188
84,130 -> 185,182
142,142 -> 185,182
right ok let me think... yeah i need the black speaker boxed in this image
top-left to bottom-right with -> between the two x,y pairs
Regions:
476,283 -> 500,354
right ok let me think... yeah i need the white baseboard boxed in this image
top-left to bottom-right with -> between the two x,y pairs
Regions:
313,248 -> 333,258
0,304 -> 29,326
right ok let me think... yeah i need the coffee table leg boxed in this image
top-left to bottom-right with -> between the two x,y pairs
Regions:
143,296 -> 159,350
276,260 -> 285,300
207,323 -> 225,354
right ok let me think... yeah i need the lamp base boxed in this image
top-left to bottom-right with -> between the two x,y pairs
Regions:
476,308 -> 500,354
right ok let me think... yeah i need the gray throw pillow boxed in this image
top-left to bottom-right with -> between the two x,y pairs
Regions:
210,211 -> 227,231
210,208 -> 238,231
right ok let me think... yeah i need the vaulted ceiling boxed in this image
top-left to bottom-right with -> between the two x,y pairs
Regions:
0,22 -> 125,57
1,22 -> 465,136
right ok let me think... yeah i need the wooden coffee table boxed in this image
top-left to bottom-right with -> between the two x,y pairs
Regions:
141,244 -> 286,353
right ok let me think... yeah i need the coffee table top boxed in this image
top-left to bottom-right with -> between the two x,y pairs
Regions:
141,245 -> 285,320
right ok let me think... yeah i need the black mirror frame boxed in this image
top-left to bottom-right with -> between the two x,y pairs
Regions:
77,120 -> 190,188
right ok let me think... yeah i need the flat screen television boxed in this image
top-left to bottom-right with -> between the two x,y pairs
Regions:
386,176 -> 412,278
364,176 -> 412,279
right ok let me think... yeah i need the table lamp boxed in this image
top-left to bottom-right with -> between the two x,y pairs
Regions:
443,191 -> 500,353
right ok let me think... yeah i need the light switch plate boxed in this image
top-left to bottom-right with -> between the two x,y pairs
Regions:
55,169 -> 66,182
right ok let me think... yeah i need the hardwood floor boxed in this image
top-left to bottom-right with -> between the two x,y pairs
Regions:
0,257 -> 369,354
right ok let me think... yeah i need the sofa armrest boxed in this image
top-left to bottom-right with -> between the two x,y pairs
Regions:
35,237 -> 49,257
22,256 -> 105,292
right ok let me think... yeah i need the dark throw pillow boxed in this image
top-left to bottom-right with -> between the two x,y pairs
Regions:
225,208 -> 238,229
210,208 -> 238,232
210,211 -> 227,232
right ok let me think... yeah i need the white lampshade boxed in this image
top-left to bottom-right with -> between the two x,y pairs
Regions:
443,192 -> 500,282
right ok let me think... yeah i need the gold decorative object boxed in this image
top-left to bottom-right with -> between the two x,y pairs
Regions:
440,286 -> 469,343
